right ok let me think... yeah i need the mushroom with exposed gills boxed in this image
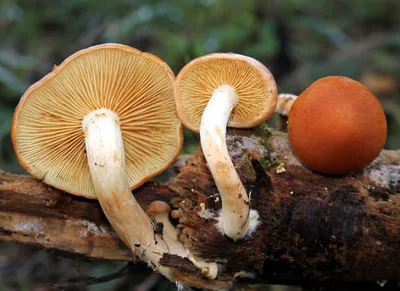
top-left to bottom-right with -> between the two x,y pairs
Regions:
175,53 -> 278,240
11,44 -> 186,278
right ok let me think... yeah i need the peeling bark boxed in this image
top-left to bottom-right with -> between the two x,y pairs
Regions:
0,129 -> 399,290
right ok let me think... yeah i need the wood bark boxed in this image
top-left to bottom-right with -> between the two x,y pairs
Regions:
0,172 -> 174,261
0,129 -> 399,290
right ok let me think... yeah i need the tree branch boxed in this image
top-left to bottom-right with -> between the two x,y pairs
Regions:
0,171 -> 176,261
0,129 -> 399,290
170,127 -> 399,287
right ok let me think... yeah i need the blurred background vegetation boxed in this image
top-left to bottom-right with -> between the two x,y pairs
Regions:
0,0 -> 399,290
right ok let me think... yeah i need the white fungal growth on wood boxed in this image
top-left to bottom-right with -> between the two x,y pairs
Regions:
247,210 -> 260,236
78,219 -> 100,233
369,165 -> 400,188
226,135 -> 268,160
65,219 -> 104,238
14,219 -> 44,233
216,209 -> 260,237
78,220 -> 100,237
234,270 -> 256,279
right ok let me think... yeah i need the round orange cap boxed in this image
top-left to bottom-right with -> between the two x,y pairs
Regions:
288,76 -> 387,175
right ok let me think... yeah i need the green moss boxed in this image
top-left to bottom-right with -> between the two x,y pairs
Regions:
254,124 -> 282,169
259,123 -> 273,138
256,123 -> 287,147
255,124 -> 272,150
258,155 -> 281,169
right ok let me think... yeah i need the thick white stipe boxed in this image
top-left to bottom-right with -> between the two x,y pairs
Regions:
82,108 -> 182,276
200,86 -> 251,240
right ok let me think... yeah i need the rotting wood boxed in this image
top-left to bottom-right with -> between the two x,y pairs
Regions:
170,126 -> 399,287
0,159 -> 231,290
0,171 -> 174,261
0,155 -> 193,262
0,128 -> 399,290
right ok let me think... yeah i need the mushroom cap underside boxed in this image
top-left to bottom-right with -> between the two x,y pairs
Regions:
12,43 -> 183,199
175,53 -> 278,132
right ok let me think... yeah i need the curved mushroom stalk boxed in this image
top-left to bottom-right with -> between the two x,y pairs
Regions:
82,108 -> 185,276
199,85 -> 250,240
175,53 -> 278,240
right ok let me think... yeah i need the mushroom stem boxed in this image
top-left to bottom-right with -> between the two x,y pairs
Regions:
199,85 -> 250,240
82,108 -> 183,276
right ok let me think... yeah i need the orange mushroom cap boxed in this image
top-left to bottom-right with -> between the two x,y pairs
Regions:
288,76 -> 387,175
145,201 -> 171,217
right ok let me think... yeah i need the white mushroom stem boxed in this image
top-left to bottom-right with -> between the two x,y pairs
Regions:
199,85 -> 250,240
82,108 -> 185,277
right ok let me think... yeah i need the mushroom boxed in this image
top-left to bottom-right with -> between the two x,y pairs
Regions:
175,53 -> 278,240
170,209 -> 179,219
11,44 -> 185,277
188,254 -> 218,280
145,200 -> 219,278
276,93 -> 297,117
198,202 -> 213,220
145,201 -> 178,241
275,93 -> 298,131
288,76 -> 387,175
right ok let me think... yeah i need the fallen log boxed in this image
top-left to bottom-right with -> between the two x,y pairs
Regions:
0,156 -> 194,261
0,128 -> 399,290
0,171 -> 175,261
169,126 -> 399,287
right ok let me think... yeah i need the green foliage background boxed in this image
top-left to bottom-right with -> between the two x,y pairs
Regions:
0,0 -> 399,290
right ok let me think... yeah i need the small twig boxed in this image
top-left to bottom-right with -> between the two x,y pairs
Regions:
52,262 -> 132,291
